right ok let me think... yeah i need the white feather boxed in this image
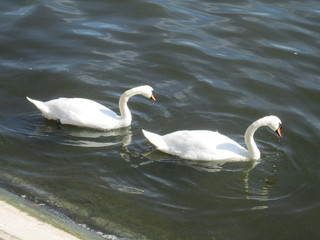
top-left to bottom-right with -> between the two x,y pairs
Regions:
27,85 -> 155,130
143,116 -> 282,161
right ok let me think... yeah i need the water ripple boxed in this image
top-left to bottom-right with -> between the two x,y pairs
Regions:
1,0 -> 320,239
5,5 -> 35,16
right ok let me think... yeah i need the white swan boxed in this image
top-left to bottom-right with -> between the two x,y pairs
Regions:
142,115 -> 282,161
27,85 -> 156,130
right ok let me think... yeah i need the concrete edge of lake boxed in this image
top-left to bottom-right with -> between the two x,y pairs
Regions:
0,187 -> 105,240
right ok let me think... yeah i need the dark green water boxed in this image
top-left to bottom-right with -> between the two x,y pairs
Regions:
1,0 -> 320,239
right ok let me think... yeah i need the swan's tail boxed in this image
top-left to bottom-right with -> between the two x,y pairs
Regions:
26,97 -> 50,115
142,130 -> 167,150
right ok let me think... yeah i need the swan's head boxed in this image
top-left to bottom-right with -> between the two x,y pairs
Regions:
127,85 -> 156,102
263,115 -> 282,138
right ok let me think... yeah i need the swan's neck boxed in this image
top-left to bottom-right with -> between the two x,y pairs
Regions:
119,94 -> 132,124
244,120 -> 261,159
118,89 -> 137,124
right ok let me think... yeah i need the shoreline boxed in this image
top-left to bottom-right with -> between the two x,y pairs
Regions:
0,187 -> 106,240
0,200 -> 80,240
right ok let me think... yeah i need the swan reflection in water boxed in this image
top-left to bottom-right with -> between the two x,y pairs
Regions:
34,120 -> 133,148
126,148 -> 279,209
62,128 -> 132,147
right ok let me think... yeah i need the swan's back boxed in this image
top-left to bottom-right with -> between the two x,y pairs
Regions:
143,130 -> 248,161
28,97 -> 121,129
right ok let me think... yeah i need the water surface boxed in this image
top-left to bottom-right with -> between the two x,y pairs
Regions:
1,0 -> 320,239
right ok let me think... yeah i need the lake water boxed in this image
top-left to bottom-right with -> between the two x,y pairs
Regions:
1,0 -> 320,239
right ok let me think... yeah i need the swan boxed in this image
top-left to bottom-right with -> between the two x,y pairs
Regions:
142,115 -> 282,161
27,85 -> 156,130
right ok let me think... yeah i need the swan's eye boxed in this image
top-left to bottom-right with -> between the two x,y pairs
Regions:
279,123 -> 282,129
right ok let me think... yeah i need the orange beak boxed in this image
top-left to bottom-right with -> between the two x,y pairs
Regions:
275,126 -> 282,138
150,92 -> 156,102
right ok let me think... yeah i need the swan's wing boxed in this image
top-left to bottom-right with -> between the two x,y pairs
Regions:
160,130 -> 247,161
44,98 -> 119,127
